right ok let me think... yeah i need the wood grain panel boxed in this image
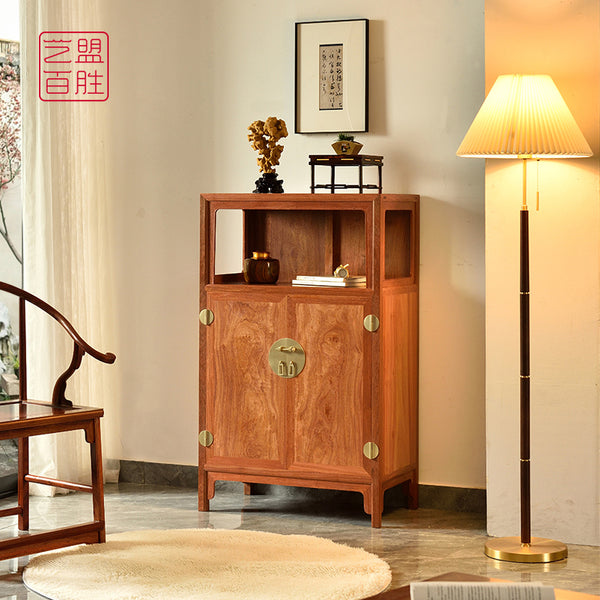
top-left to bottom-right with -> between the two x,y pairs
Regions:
206,294 -> 286,466
384,210 -> 412,279
333,211 -> 366,275
381,289 -> 418,477
247,210 -> 333,282
290,299 -> 368,471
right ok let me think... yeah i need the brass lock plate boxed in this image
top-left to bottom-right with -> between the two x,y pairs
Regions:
268,338 -> 305,379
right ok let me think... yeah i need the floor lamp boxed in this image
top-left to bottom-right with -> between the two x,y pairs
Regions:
457,74 -> 593,563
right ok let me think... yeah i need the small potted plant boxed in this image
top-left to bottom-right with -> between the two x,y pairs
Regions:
332,133 -> 363,155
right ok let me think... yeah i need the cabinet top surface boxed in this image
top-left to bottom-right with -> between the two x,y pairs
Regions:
201,193 -> 419,209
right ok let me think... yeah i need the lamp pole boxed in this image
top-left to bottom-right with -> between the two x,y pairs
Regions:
483,157 -> 567,562
519,157 -> 531,545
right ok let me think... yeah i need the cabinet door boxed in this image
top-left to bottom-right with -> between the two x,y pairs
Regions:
288,297 -> 371,478
204,293 -> 286,469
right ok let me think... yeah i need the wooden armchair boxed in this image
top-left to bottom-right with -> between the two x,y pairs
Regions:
0,281 -> 116,560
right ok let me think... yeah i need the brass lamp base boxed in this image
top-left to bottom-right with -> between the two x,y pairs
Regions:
485,536 -> 567,563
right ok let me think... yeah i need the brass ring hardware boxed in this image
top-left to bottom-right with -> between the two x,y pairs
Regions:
268,338 -> 305,378
363,442 -> 380,460
363,314 -> 380,332
199,308 -> 214,326
198,430 -> 214,447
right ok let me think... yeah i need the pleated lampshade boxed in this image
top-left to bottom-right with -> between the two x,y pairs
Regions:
457,74 -> 593,158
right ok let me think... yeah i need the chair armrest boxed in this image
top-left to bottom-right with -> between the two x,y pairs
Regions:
0,281 -> 116,406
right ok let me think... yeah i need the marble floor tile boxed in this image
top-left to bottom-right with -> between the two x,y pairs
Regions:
0,483 -> 597,599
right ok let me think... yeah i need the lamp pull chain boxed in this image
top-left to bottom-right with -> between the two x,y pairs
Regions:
536,159 -> 540,211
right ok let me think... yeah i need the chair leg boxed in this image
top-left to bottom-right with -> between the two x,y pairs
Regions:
90,417 -> 106,543
17,437 -> 29,531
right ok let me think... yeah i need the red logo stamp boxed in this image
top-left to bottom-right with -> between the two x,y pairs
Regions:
39,31 -> 109,102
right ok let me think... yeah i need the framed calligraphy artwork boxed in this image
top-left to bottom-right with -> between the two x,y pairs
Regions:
295,19 -> 368,134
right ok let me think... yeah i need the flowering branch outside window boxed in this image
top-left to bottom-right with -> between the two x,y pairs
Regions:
0,58 -> 22,265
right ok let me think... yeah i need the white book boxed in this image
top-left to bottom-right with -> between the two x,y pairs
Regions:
292,278 -> 366,288
294,274 -> 366,283
410,582 -> 555,600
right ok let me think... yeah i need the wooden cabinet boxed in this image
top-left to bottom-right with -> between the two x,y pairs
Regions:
199,193 -> 419,527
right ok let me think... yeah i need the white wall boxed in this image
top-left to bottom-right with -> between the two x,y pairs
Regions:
103,0 -> 487,490
102,0 -> 211,467
485,0 -> 600,545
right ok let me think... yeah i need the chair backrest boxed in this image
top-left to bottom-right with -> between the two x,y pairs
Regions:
0,281 -> 116,407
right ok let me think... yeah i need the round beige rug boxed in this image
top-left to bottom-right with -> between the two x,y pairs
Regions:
23,529 -> 391,600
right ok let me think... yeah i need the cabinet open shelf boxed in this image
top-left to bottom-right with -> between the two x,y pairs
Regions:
208,195 -> 416,288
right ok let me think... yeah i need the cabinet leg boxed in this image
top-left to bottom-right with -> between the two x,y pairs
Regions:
371,485 -> 383,528
364,484 -> 383,528
243,483 -> 252,496
370,511 -> 382,528
198,470 -> 209,511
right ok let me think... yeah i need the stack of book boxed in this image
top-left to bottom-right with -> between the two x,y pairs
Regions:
292,275 -> 367,288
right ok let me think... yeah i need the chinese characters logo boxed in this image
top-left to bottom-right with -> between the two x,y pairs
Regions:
39,31 -> 109,102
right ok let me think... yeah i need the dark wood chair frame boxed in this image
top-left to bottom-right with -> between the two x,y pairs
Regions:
0,281 -> 115,560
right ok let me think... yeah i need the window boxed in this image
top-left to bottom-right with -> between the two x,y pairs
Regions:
0,0 -> 21,389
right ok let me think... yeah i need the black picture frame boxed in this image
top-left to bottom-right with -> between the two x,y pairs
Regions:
295,19 -> 369,134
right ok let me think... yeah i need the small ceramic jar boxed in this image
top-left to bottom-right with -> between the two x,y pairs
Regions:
243,251 -> 280,284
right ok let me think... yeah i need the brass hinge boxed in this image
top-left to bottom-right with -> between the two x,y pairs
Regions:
363,314 -> 380,332
199,308 -> 214,326
363,442 -> 380,460
198,430 -> 214,447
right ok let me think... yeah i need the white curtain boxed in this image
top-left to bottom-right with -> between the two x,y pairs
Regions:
20,0 -> 120,494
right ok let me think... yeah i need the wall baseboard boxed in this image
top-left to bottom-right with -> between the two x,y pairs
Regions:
418,484 -> 486,514
119,459 -> 198,489
119,460 -> 486,514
